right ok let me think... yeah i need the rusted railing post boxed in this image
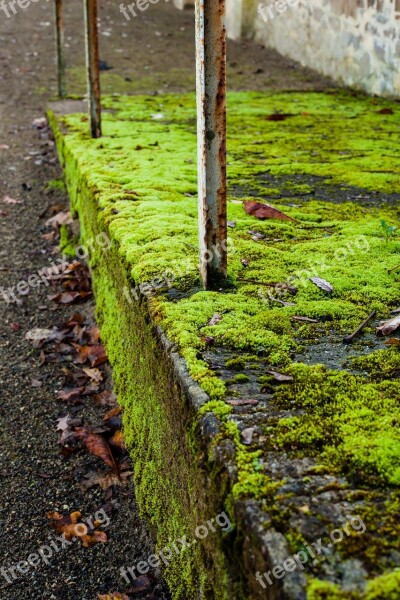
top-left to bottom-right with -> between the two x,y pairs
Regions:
83,0 -> 101,138
195,0 -> 227,289
55,0 -> 66,98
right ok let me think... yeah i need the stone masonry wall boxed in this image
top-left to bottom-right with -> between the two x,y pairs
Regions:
227,0 -> 400,97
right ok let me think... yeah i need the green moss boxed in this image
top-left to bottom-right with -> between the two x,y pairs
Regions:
49,88 -> 400,599
272,363 -> 400,486
199,400 -> 232,420
226,374 -> 250,385
307,579 -> 356,599
366,570 -> 400,599
46,177 -> 66,192
59,224 -> 78,258
225,357 -> 246,370
352,347 -> 400,380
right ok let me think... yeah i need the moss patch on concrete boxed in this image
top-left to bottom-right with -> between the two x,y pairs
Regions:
49,89 -> 400,599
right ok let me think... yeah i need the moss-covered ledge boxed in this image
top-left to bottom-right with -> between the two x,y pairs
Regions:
49,90 -> 400,600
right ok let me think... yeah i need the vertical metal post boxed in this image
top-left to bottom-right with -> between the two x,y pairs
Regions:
195,0 -> 228,289
55,0 -> 66,98
83,0 -> 101,138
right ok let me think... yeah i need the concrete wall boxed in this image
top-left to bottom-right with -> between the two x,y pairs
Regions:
226,0 -> 400,97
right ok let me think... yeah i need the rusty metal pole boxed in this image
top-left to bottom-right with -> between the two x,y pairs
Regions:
83,0 -> 101,138
195,0 -> 227,289
55,0 -> 66,98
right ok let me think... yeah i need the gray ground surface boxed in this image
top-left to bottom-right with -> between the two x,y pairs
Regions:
0,1 -> 333,598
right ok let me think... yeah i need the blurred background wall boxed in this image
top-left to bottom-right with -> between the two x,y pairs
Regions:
175,0 -> 400,96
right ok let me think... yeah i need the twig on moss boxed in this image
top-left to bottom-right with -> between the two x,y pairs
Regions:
388,262 -> 400,273
343,310 -> 376,344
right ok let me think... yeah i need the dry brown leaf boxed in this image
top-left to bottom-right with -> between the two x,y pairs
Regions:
74,428 -> 119,474
94,390 -> 117,407
50,291 -> 92,305
46,210 -> 73,228
56,415 -> 71,432
377,315 -> 400,336
109,430 -> 125,452
207,314 -> 222,327
82,367 -> 103,382
87,344 -> 108,367
266,370 -> 293,382
57,388 -> 85,403
80,469 -> 133,492
244,200 -> 297,222
32,117 -> 47,129
25,328 -> 53,346
3,195 -> 22,205
384,338 -> 400,345
103,406 -> 122,421
48,511 -> 108,548
310,277 -> 333,293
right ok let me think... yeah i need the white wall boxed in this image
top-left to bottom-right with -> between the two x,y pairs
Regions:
224,0 -> 400,97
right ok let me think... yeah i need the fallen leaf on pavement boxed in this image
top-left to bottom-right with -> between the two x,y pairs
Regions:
109,430 -> 125,452
80,469 -> 133,492
87,344 -> 108,367
33,117 -> 48,129
94,390 -> 117,407
66,313 -> 85,327
244,200 -> 297,222
377,315 -> 400,336
82,367 -> 103,382
25,328 -> 53,346
50,291 -> 92,304
103,406 -> 121,421
56,415 -> 71,432
3,196 -> 22,204
74,428 -> 119,474
46,210 -> 73,228
310,277 -> 334,293
129,575 -> 154,593
48,511 -> 107,547
57,387 -> 85,403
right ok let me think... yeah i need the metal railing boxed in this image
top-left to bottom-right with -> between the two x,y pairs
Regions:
54,0 -> 227,289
